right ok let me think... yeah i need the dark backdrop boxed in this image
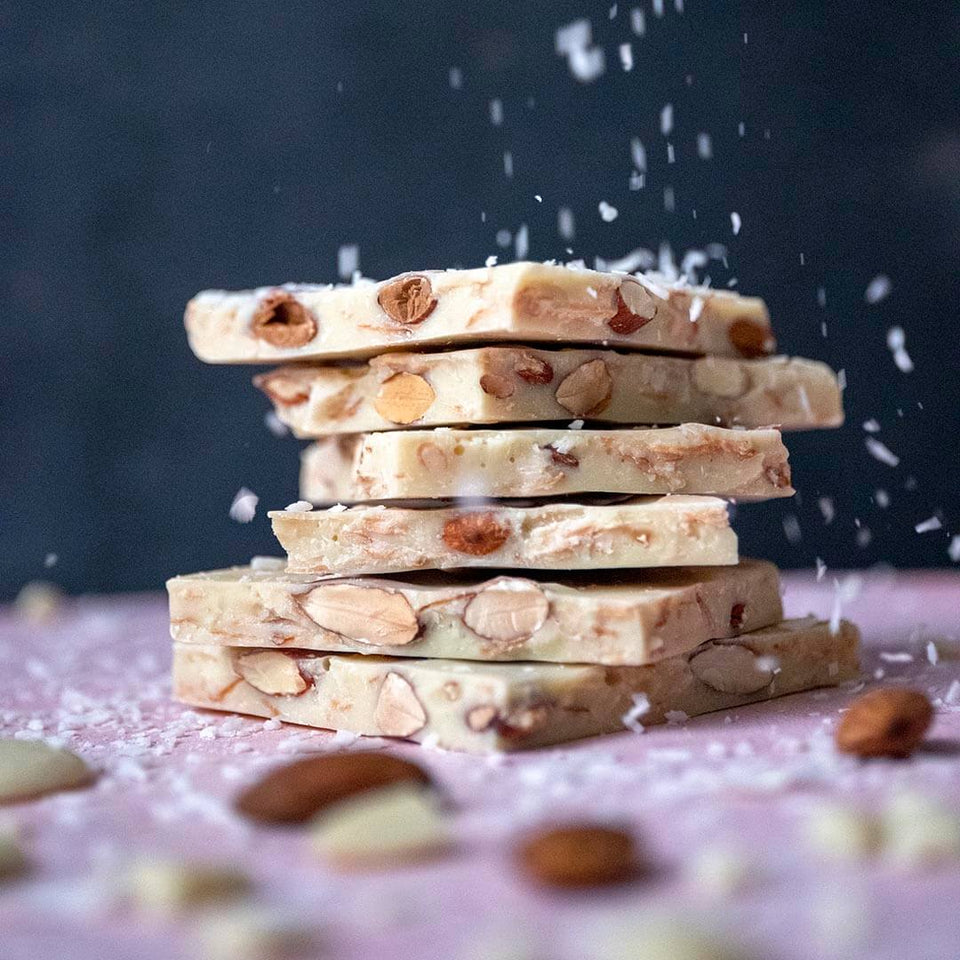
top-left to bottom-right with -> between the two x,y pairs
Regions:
2,1 -> 959,599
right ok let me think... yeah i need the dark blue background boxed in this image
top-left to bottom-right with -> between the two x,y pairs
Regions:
2,1 -> 959,599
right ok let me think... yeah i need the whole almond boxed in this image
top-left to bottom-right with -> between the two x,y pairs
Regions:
607,279 -> 657,335
250,291 -> 318,348
554,359 -> 613,416
835,688 -> 933,758
728,318 -> 770,358
377,274 -> 437,325
374,372 -> 436,424
235,751 -> 430,823
518,824 -> 638,888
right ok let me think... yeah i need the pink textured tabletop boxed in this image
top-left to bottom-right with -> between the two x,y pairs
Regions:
2,570 -> 960,960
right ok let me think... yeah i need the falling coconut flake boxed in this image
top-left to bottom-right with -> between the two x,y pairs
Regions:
815,557 -> 827,582
557,207 -> 575,241
448,67 -> 463,89
622,692 -> 650,733
730,212 -> 742,235
862,419 -> 880,433
865,275 -> 892,304
229,488 -> 259,523
782,514 -> 802,544
619,43 -> 633,71
660,103 -> 674,136
696,132 -> 713,159
886,326 -> 914,373
818,497 -> 835,525
865,437 -> 900,467
489,98 -> 503,126
927,641 -> 940,666
598,201 -> 619,222
503,151 -> 513,178
43,553 -> 58,569
947,536 -> 960,563
555,20 -> 606,83
337,244 -> 359,280
264,411 -> 288,437
630,7 -> 645,34
915,516 -> 942,534
514,223 -> 529,260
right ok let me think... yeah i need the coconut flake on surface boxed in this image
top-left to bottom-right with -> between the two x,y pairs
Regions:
228,488 -> 258,523
622,693 -> 650,733
337,244 -> 359,281
249,556 -> 285,571
284,500 -> 313,514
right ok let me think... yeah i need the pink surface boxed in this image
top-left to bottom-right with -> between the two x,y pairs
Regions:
2,570 -> 960,960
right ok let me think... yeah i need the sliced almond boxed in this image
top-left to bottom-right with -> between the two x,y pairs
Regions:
301,584 -> 419,646
555,359 -> 613,416
466,705 -> 498,732
442,512 -> 511,556
235,651 -> 308,696
374,673 -> 427,737
688,643 -> 773,695
479,373 -> 515,398
377,274 -> 437,325
250,291 -> 318,348
373,372 -> 436,424
692,358 -> 750,398
607,279 -> 657,334
463,580 -> 549,646
416,441 -> 448,473
728,318 -> 770,358
253,369 -> 313,406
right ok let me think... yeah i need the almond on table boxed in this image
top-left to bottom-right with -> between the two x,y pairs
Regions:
517,824 -> 640,888
168,559 -> 783,667
184,263 -> 774,363
299,424 -> 793,503
0,740 -> 95,804
270,496 -> 738,576
171,618 -> 860,754
835,688 -> 933,758
257,349 -> 842,436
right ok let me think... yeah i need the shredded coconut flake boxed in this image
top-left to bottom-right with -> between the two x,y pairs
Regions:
598,201 -> 619,222
730,212 -> 742,235
229,488 -> 258,524
865,274 -> 892,304
865,437 -> 900,467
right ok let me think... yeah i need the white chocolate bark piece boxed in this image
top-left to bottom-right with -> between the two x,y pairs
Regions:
257,350 -> 842,436
271,496 -> 738,576
300,424 -> 793,503
185,263 -> 774,363
167,559 -> 782,666
172,618 -> 860,753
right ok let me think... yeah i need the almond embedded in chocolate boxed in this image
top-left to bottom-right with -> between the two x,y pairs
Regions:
301,584 -> 419,646
463,580 -> 549,647
251,291 -> 318,348
728,318 -> 770,358
555,359 -> 613,416
479,373 -> 516,399
730,602 -> 746,630
374,673 -> 427,737
254,369 -> 313,406
607,279 -> 657,335
688,642 -> 773,695
377,275 -> 437,325
442,513 -> 511,556
517,824 -> 638,888
373,372 -> 436,424
514,354 -> 554,384
235,650 -> 309,696
234,751 -> 431,823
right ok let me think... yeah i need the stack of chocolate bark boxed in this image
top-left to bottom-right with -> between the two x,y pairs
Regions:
169,263 -> 860,753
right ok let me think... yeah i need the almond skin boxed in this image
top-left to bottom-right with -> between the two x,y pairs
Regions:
377,274 -> 437,325
250,291 -> 318,348
835,688 -> 933,759
728,318 -> 770,358
518,825 -> 638,888
235,752 -> 431,824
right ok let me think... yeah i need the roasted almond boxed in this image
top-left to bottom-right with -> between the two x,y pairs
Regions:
688,642 -> 773,695
728,318 -> 770,358
235,751 -> 430,823
373,372 -> 436,424
463,580 -> 549,647
607,279 -> 657,335
250,291 -> 318,348
478,373 -> 515,399
442,512 -> 511,556
377,274 -> 437,325
514,354 -> 554,384
835,688 -> 933,759
517,824 -> 638,888
254,369 -> 313,406
554,359 -> 612,416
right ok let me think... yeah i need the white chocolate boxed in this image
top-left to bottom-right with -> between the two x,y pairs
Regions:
300,424 -> 793,503
185,263 -> 774,363
258,350 -> 842,436
270,496 -> 737,576
167,560 -> 782,666
172,618 -> 860,754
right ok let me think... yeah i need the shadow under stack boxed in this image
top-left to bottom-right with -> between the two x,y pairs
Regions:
168,262 -> 860,753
